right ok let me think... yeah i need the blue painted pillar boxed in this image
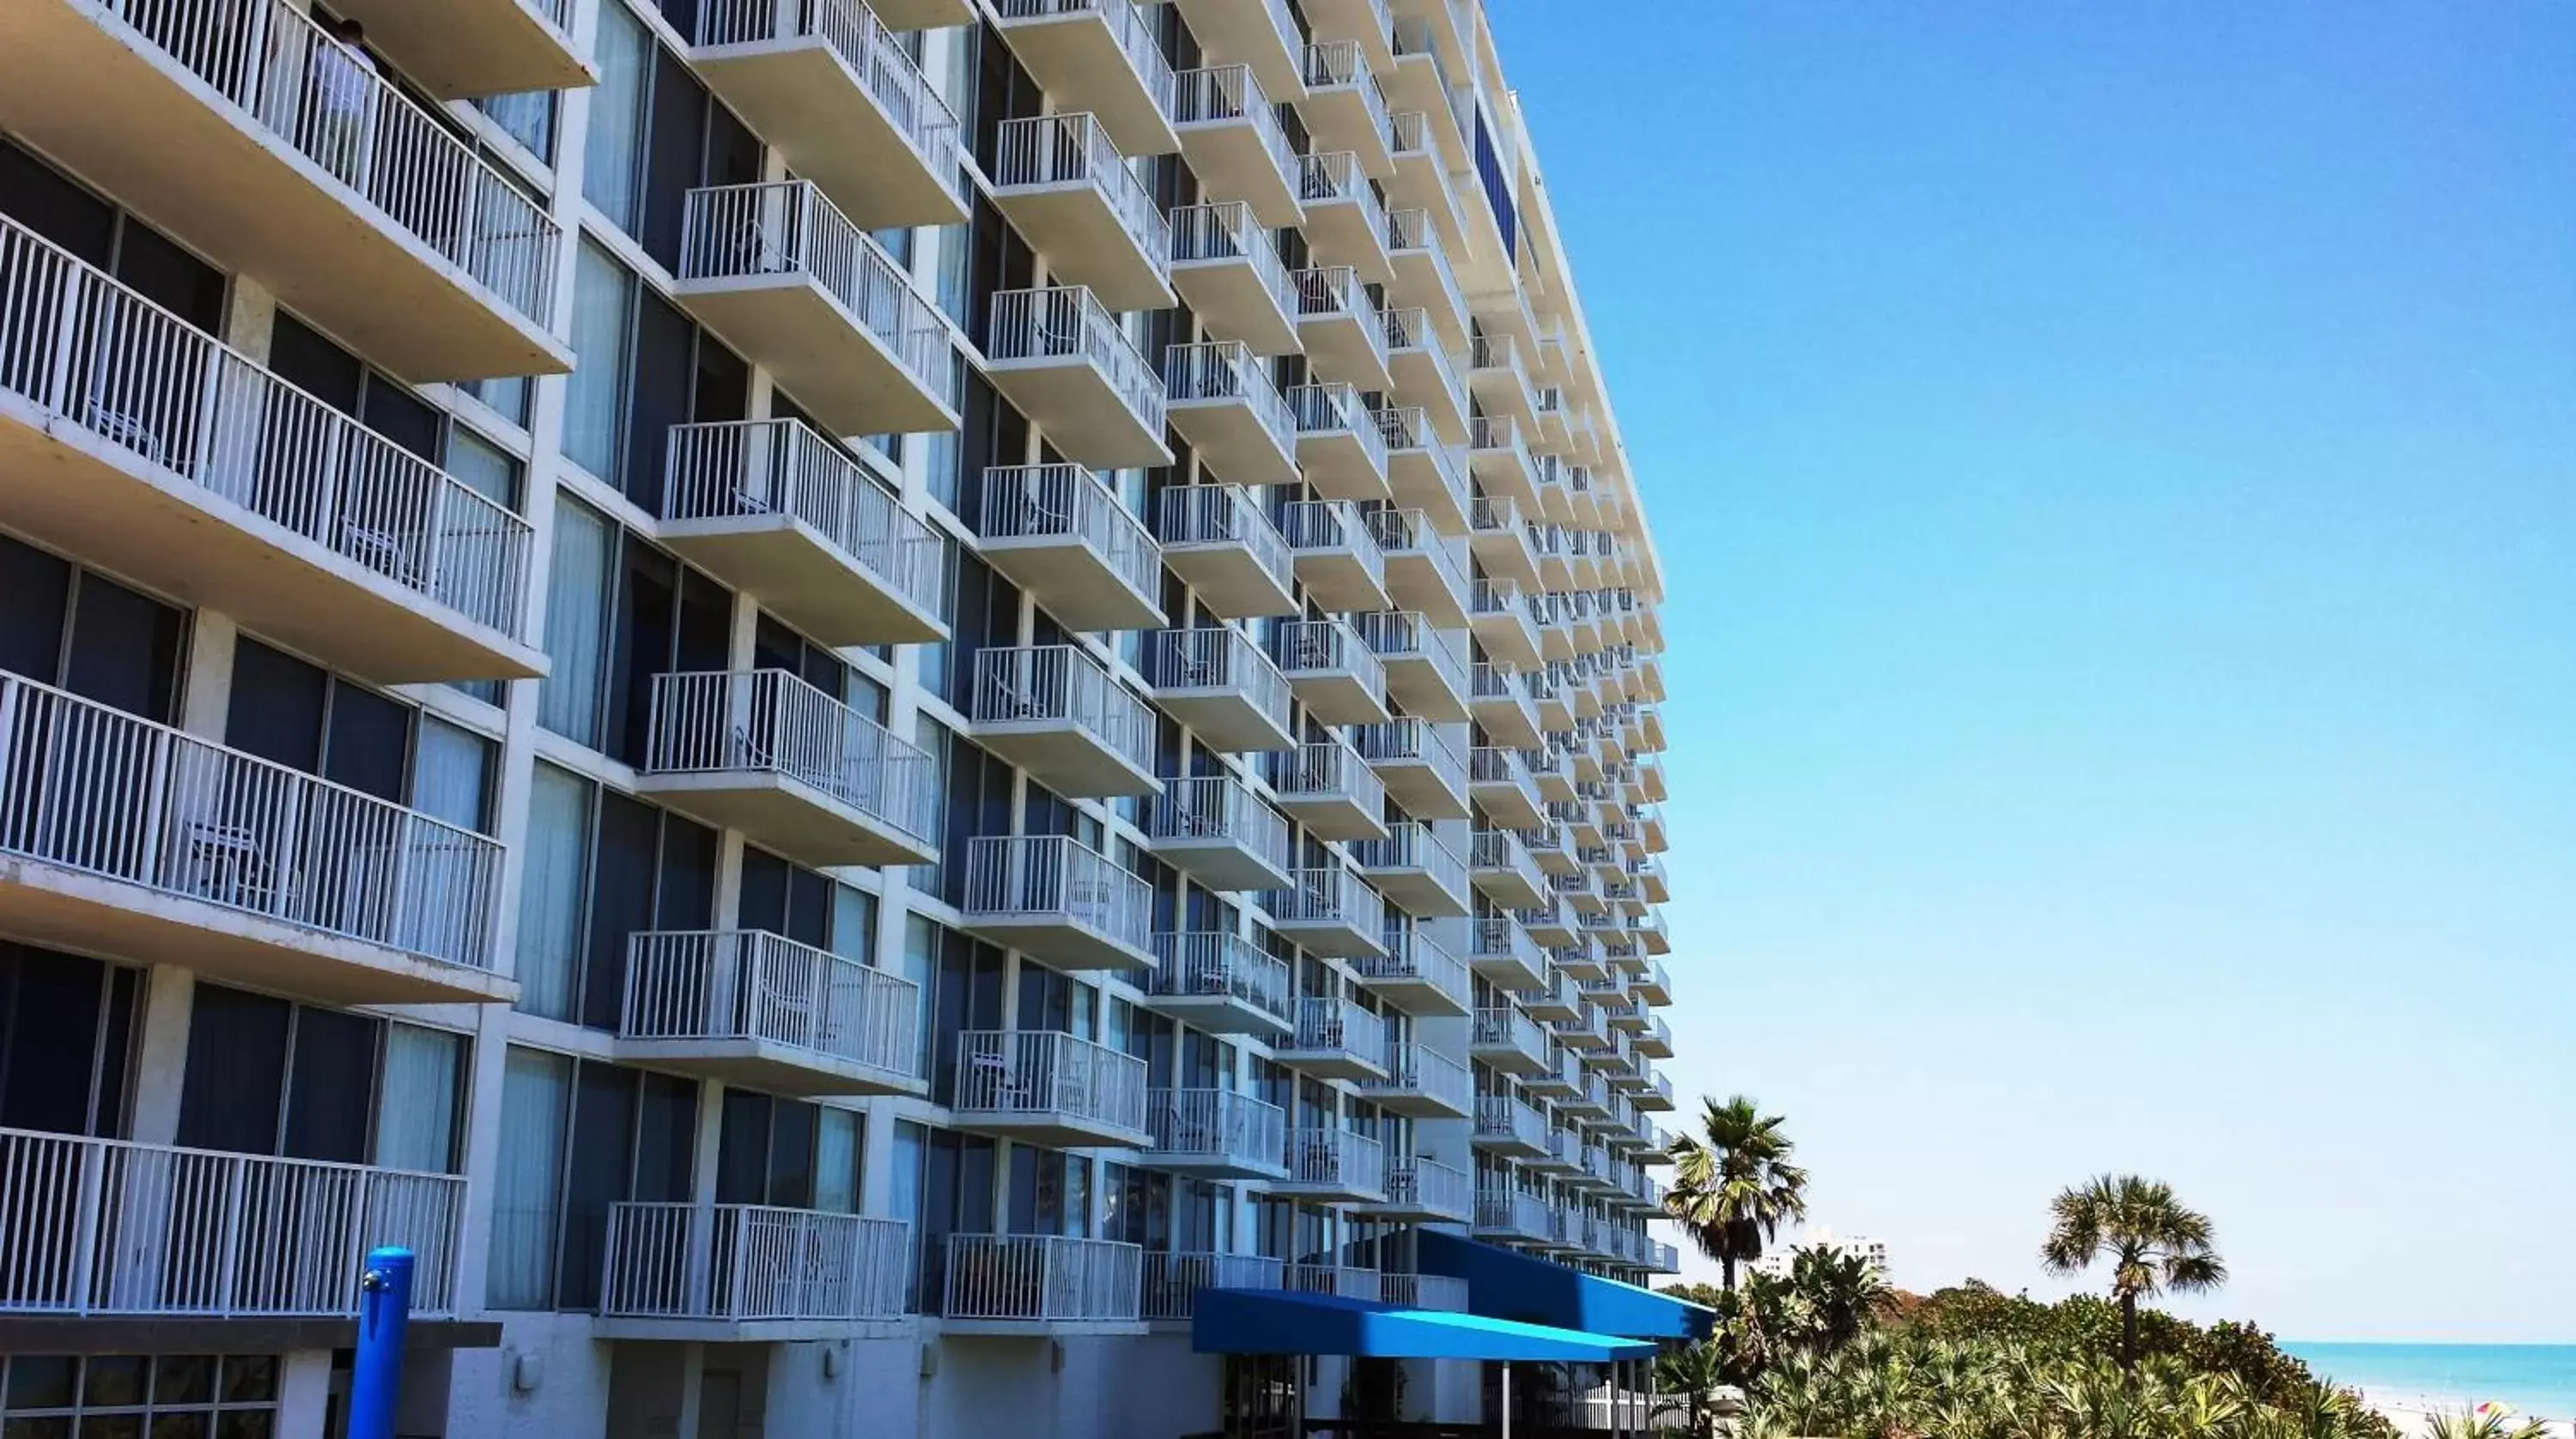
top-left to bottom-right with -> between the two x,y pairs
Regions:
349,1247 -> 414,1439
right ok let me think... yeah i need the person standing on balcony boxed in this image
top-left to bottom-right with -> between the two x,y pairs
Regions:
310,16 -> 380,191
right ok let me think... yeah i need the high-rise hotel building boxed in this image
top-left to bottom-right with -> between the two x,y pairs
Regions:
0,0 -> 1677,1432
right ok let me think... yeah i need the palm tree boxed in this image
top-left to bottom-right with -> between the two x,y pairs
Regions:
2038,1175 -> 2228,1369
1786,1245 -> 1890,1355
1653,1339 -> 1730,1438
1662,1096 -> 1809,1290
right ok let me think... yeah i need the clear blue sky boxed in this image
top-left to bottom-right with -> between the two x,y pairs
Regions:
1491,3 -> 2576,1341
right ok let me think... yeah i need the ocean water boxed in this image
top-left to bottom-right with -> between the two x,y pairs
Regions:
2282,1344 -> 2576,1418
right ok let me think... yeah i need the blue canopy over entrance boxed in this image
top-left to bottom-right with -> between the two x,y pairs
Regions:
1417,1231 -> 1715,1342
1188,1288 -> 1656,1362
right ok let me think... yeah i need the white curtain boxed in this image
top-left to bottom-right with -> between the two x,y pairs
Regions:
580,3 -> 648,233
560,243 -> 633,484
412,717 -> 492,833
512,762 -> 591,1020
814,1108 -> 860,1216
486,1047 -> 572,1310
375,1023 -> 463,1173
537,498 -> 611,746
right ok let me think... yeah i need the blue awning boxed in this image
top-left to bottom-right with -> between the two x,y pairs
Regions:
1418,1231 -> 1715,1342
1190,1289 -> 1656,1363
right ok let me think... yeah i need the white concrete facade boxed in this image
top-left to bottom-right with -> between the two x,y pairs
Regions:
0,0 -> 1675,1435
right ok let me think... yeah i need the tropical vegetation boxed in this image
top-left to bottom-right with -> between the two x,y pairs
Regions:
1662,1095 -> 1810,1290
2040,1175 -> 2230,1369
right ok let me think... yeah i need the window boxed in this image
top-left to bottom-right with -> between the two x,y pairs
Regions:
536,507 -> 733,762
1007,1145 -> 1091,1237
0,943 -> 137,1139
561,240 -> 750,513
925,920 -> 1005,1107
514,762 -> 719,1028
173,983 -> 466,1170
717,1091 -> 863,1213
737,847 -> 876,962
0,137 -> 224,332
0,1355 -> 278,1434
222,637 -> 496,825
487,1048 -> 697,1311
477,89 -> 557,163
584,1 -> 762,268
0,532 -> 187,724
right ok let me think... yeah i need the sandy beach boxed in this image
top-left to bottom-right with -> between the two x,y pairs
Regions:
2360,1390 -> 2576,1439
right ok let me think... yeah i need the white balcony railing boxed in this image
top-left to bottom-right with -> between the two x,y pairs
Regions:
665,420 -> 947,617
1284,1127 -> 1384,1195
1473,1005 -> 1548,1064
0,215 -> 534,636
1285,995 -> 1386,1061
961,835 -> 1156,959
1271,617 -> 1383,690
1164,339 -> 1297,454
1384,1157 -> 1473,1222
1365,1041 -> 1472,1112
1303,40 -> 1392,147
679,181 -> 951,398
1145,629 -> 1292,726
1379,1269 -> 1469,1311
1293,264 -> 1387,360
1287,1262 -> 1383,1302
970,646 -> 1157,777
0,670 -> 501,971
1171,64 -> 1297,179
621,930 -> 920,1079
91,0 -> 561,325
1376,409 -> 1469,500
1474,1095 -> 1548,1149
944,1232 -> 1143,1322
1472,745 -> 1535,793
695,0 -> 963,203
1146,774 -> 1291,875
1156,483 -> 1294,583
1263,738 -> 1387,813
1351,611 -> 1467,696
1285,384 -> 1390,475
978,463 -> 1163,601
994,112 -> 1170,274
1147,932 -> 1292,1023
645,670 -> 940,844
1170,201 -> 1297,312
0,1127 -> 461,1317
1352,821 -> 1467,900
1145,1087 -> 1287,1170
1144,1251 -> 1282,1321
952,1029 -> 1150,1135
1355,923 -> 1467,1003
1267,865 -> 1387,939
1351,719 -> 1467,794
987,285 -> 1168,436
600,1202 -> 908,1321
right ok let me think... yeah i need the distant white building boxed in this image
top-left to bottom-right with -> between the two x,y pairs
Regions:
1754,1226 -> 1890,1280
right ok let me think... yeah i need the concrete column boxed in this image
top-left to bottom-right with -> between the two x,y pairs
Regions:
274,1349 -> 334,1439
176,613 -> 236,744
126,964 -> 194,1145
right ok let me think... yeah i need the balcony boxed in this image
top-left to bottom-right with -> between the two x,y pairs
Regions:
663,420 -> 948,645
1264,864 -> 1387,959
992,114 -> 1174,310
1471,663 -> 1544,750
0,216 -> 543,683
1352,720 -> 1470,819
1524,1040 -> 1581,1095
952,1029 -> 1151,1149
0,1127 -> 464,1321
1559,1070 -> 1612,1120
0,671 -> 508,1005
1144,628 -> 1296,752
1470,331 -> 1542,422
1274,996 -> 1388,1079
1145,774 -> 1293,890
1637,1072 -> 1678,1113
682,184 -> 957,440
639,669 -> 940,866
1270,618 -> 1388,725
1386,108 -> 1464,256
1144,1253 -> 1291,1321
1471,1005 -> 1551,1077
1273,1126 -> 1386,1203
1386,307 -> 1472,443
1285,388 -> 1392,505
1164,340 -> 1298,485
1467,915 -> 1547,993
990,0 -> 1177,155
1635,1013 -> 1674,1060
618,930 -> 920,1096
1470,413 -> 1541,509
1473,1187 -> 1552,1245
1387,208 -> 1467,347
1145,932 -> 1293,1035
1297,153 -> 1394,284
1471,578 -> 1545,668
1361,1040 -> 1472,1120
1351,822 -> 1470,918
1171,66 -> 1303,225
960,835 -> 1157,972
975,464 -> 1165,631
1300,41 -> 1394,178
1143,1087 -> 1290,1180
1552,1000 -> 1614,1053
1530,1129 -> 1580,1179
1470,829 -> 1548,910
1523,821 -> 1577,877
1470,497 -> 1540,587
598,1204 -> 908,1339
689,0 -> 964,229
1275,502 -> 1385,615
1381,414 -> 1471,534
1262,739 -> 1389,842
945,1233 -> 1145,1333
1294,264 -> 1394,391
319,0 -> 585,98
1363,1157 -> 1473,1225
986,286 -> 1171,468
969,646 -> 1158,797
1351,923 -> 1470,1016
1472,1096 -> 1549,1159
1155,484 -> 1297,617
0,0 -> 568,380
1352,612 -> 1471,721
1469,748 -> 1544,829
1366,512 -> 1471,634
1170,203 -> 1301,355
